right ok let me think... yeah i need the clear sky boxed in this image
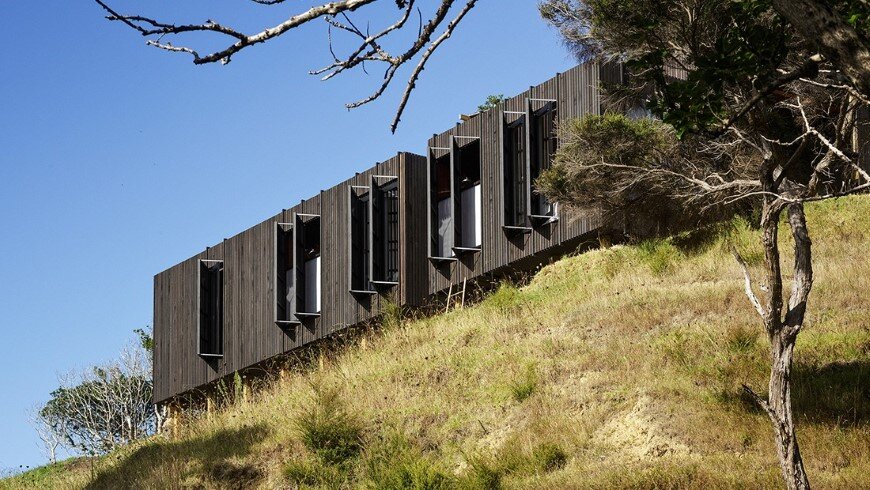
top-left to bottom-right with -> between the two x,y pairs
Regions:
0,1 -> 577,470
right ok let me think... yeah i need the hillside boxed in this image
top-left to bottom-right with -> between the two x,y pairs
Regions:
6,196 -> 869,489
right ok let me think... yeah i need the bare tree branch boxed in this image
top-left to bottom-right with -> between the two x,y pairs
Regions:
732,246 -> 766,318
94,0 -> 478,131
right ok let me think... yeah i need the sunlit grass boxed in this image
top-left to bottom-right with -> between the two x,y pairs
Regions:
5,196 -> 868,489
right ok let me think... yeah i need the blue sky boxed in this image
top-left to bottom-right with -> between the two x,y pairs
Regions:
0,1 -> 576,470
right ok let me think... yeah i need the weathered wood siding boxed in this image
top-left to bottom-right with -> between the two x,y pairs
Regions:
424,62 -> 621,294
154,62 -> 623,404
153,153 -> 428,403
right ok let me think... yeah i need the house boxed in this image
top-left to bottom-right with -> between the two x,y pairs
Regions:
152,62 -> 623,406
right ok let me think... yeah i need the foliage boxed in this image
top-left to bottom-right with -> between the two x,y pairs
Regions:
478,94 -> 505,112
133,326 -> 153,354
37,339 -> 154,457
536,114 -> 751,236
537,4 -> 867,482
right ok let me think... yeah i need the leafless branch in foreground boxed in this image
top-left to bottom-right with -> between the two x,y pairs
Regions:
94,0 -> 478,132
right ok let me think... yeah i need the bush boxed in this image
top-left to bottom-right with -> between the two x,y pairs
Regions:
296,384 -> 364,465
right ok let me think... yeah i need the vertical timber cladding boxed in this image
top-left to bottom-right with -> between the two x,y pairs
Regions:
424,62 -> 620,296
152,152 -> 428,404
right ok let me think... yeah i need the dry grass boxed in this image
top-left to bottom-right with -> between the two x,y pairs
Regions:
5,196 -> 869,489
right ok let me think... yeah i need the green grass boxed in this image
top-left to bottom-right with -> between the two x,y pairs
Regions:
4,195 -> 869,489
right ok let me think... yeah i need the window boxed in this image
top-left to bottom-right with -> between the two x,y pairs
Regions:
371,177 -> 400,284
348,186 -> 373,293
428,147 -> 454,259
454,138 -> 481,250
529,101 -> 558,220
294,213 -> 321,317
198,259 -> 223,357
275,222 -> 297,325
503,116 -> 528,228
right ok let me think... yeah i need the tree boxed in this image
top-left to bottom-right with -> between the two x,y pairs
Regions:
478,94 -> 505,113
93,0 -> 479,133
27,405 -> 66,464
36,339 -> 155,457
539,1 -> 868,488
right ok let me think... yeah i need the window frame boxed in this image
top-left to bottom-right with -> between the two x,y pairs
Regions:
426,144 -> 457,263
369,175 -> 400,287
347,185 -> 376,295
293,212 -> 322,318
274,221 -> 299,328
197,259 -> 224,358
527,98 -> 559,225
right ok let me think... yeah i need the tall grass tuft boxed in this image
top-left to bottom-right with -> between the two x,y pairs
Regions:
508,364 -> 538,402
296,383 -> 364,466
363,432 -> 453,489
636,239 -> 681,275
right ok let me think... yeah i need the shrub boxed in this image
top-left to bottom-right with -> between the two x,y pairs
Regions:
296,384 -> 364,465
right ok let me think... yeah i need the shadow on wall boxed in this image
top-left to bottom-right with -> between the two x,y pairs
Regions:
85,424 -> 270,490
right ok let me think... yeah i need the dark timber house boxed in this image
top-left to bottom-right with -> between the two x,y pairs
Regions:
153,62 -> 623,405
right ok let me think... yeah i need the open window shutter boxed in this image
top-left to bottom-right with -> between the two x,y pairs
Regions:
369,175 -> 383,282
293,213 -> 304,315
347,187 -> 353,290
450,135 -> 461,249
385,182 -> 399,281
499,108 -> 507,227
213,265 -> 223,353
198,261 -> 208,354
275,222 -> 285,321
524,98 -> 534,221
426,150 -> 435,257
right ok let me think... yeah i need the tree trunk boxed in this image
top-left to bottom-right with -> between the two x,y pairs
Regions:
770,0 -> 870,99
753,200 -> 812,490
767,329 -> 810,490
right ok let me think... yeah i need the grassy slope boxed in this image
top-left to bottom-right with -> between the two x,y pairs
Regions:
5,196 -> 868,489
